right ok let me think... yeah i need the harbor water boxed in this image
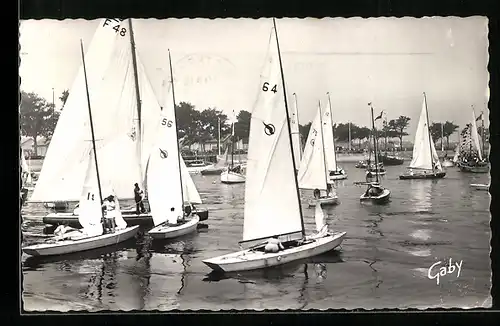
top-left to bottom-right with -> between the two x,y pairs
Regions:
21,162 -> 491,311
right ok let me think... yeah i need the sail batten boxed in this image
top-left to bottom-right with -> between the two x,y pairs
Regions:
242,26 -> 303,243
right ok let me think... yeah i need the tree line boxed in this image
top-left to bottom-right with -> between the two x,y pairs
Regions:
21,90 -> 478,155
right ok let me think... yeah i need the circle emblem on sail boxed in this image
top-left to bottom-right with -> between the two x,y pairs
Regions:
159,148 -> 168,159
263,122 -> 276,136
310,139 -> 315,146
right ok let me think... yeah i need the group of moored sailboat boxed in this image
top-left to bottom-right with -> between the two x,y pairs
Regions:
23,19 -> 208,256
22,18 -> 347,274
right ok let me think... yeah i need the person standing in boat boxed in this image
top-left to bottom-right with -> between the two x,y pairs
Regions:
313,188 -> 321,199
102,195 -> 117,232
264,236 -> 284,253
134,183 -> 146,214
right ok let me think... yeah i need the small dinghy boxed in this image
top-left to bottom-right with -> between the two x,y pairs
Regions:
220,167 -> 246,184
359,104 -> 391,205
400,93 -> 446,180
297,101 -> 340,208
146,50 -> 200,240
203,20 -> 345,273
366,167 -> 386,176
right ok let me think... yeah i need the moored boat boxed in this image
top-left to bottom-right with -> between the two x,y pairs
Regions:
399,93 -> 446,180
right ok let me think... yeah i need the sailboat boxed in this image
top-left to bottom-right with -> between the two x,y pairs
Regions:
202,19 -> 345,273
20,147 -> 33,205
451,143 -> 460,166
220,116 -> 246,184
359,103 -> 391,204
22,40 -> 139,257
458,106 -> 489,173
30,19 -> 209,228
147,50 -> 200,240
325,92 -> 347,181
399,93 -> 446,180
297,102 -> 339,207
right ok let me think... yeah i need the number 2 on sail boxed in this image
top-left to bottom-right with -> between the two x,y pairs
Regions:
161,118 -> 173,127
262,82 -> 277,93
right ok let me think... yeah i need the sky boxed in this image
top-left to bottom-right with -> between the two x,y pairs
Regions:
19,17 -> 489,137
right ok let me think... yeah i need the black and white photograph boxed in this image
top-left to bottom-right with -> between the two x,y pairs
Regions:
19,17 -> 491,311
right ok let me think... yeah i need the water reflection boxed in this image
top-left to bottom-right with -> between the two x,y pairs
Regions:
408,180 -> 433,212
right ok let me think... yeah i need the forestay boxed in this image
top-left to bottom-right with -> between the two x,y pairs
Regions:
31,19 -> 158,203
322,98 -> 337,172
147,95 -> 184,226
470,109 -> 483,161
297,106 -> 328,191
242,28 -> 303,243
78,151 -> 104,237
408,95 -> 441,170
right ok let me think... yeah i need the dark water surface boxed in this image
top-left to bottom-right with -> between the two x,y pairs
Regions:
21,163 -> 491,311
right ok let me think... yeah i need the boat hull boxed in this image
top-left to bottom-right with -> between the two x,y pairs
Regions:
399,171 -> 446,180
442,160 -> 454,167
379,155 -> 404,166
220,171 -> 246,184
328,170 -> 348,181
459,164 -> 490,173
200,167 -> 224,175
470,183 -> 489,191
187,163 -> 216,174
42,208 -> 209,228
308,196 -> 340,207
360,188 -> 391,204
366,170 -> 386,176
22,225 -> 139,257
148,215 -> 200,240
202,231 -> 346,273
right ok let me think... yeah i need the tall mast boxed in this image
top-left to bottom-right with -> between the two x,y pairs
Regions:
318,101 -> 329,187
441,122 -> 444,152
326,92 -> 337,172
481,110 -> 485,158
168,49 -> 185,211
369,104 -> 380,184
292,92 -> 302,162
348,122 -> 351,151
423,93 -> 435,171
273,18 -> 305,236
217,117 -> 221,156
128,19 -> 144,182
80,40 -> 105,227
231,112 -> 235,168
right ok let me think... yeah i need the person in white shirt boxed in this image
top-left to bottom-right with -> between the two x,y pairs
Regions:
264,236 -> 284,253
102,195 -> 117,232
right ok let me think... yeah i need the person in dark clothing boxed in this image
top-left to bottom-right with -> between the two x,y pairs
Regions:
134,183 -> 146,214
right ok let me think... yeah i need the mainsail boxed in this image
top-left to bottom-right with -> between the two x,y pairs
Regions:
31,19 -> 159,203
297,106 -> 327,191
470,109 -> 483,161
323,96 -> 338,172
78,150 -> 104,237
242,27 -> 303,243
408,94 -> 441,170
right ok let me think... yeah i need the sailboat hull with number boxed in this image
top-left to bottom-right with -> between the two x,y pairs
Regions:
22,225 -> 139,257
203,231 -> 345,273
220,170 -> 246,184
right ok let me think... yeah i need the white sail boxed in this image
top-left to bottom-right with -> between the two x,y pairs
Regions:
78,151 -> 104,237
290,94 -> 302,164
242,28 -> 303,243
471,109 -> 483,161
147,95 -> 183,226
408,95 -> 441,170
101,182 -> 128,230
180,158 -> 202,204
314,202 -> 326,233
31,19 -> 157,203
323,98 -> 337,172
297,106 -> 327,191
